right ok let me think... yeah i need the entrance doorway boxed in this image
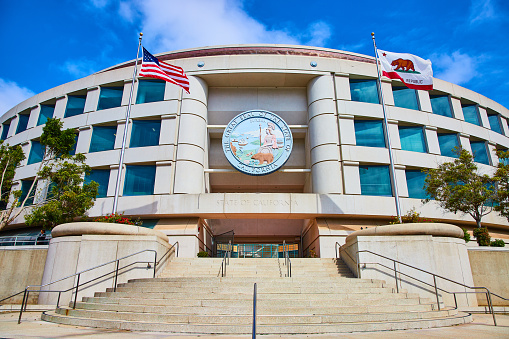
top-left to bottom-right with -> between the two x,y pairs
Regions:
216,243 -> 299,258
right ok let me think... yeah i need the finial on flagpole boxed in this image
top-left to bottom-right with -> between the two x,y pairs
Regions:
139,32 -> 143,37
371,32 -> 375,40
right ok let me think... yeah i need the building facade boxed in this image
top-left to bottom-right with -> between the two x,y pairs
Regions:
2,44 -> 509,257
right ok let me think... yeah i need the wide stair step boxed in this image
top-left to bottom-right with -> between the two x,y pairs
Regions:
42,257 -> 472,334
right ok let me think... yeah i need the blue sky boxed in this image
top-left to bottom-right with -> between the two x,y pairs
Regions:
1,0 -> 508,115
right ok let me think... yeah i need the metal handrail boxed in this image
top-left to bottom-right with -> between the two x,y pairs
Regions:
252,282 -> 257,338
5,241 -> 179,324
336,243 -> 504,326
219,240 -> 231,277
282,241 -> 291,277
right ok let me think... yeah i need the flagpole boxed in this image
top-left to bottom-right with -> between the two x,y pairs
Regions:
112,32 -> 143,214
371,32 -> 402,223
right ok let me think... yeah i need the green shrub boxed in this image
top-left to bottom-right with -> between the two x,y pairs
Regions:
473,227 -> 491,246
197,251 -> 209,257
462,228 -> 471,243
389,208 -> 434,224
490,239 -> 506,247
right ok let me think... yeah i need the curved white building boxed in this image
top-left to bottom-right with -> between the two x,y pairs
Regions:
2,44 -> 509,257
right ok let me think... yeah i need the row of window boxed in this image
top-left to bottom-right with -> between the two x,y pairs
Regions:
20,164 -> 156,204
359,166 -> 427,198
354,120 -> 493,165
0,79 -> 166,141
25,120 -> 161,165
350,79 -> 506,135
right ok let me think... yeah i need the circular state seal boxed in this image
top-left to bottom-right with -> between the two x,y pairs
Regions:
222,110 -> 293,176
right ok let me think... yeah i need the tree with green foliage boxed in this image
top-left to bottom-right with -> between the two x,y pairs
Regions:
22,118 -> 98,230
0,141 -> 26,230
423,148 -> 497,228
493,150 -> 509,220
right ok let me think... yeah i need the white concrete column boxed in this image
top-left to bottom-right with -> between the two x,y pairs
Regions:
84,86 -> 100,113
425,126 -> 440,155
7,116 -> 18,138
388,119 -> 401,150
417,90 -> 432,113
160,115 -> 177,145
154,161 -> 172,195
338,114 -> 355,145
334,73 -> 351,101
342,161 -> 360,195
54,95 -> 67,119
395,165 -> 408,197
487,142 -> 498,166
107,165 -> 120,197
478,106 -> 490,128
459,133 -> 472,153
76,126 -> 92,154
114,120 -> 127,149
307,75 -> 342,194
173,76 -> 208,194
26,105 -> 39,130
20,141 -> 30,166
121,79 -> 134,106
381,80 -> 394,106
450,96 -> 464,121
501,116 -> 509,136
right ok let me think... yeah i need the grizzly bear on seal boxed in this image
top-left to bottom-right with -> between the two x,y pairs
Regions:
251,152 -> 274,165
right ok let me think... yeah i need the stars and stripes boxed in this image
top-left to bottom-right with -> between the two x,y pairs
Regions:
139,47 -> 190,94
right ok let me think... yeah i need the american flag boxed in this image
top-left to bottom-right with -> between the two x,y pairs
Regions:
139,47 -> 190,94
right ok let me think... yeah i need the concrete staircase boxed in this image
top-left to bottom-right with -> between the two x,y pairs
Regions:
42,257 -> 472,334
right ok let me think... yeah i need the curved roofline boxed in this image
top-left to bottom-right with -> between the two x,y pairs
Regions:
98,44 -> 376,74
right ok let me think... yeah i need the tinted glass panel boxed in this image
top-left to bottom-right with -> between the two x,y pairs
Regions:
69,134 -> 78,156
359,165 -> 392,196
430,95 -> 453,117
471,141 -> 490,165
65,95 -> 86,118
393,87 -> 419,110
399,126 -> 426,153
350,80 -> 379,104
85,169 -> 110,198
37,105 -> 55,126
437,133 -> 459,158
46,181 -> 58,200
97,87 -> 123,110
354,120 -> 385,148
27,141 -> 44,164
405,170 -> 428,199
124,165 -> 156,196
89,126 -> 117,153
1,121 -> 10,140
20,180 -> 34,206
488,115 -> 503,134
130,120 -> 160,148
462,105 -> 480,126
136,79 -> 165,104
16,114 -> 30,134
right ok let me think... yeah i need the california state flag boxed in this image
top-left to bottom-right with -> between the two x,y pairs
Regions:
377,49 -> 433,91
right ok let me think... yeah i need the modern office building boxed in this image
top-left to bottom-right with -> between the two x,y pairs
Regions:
1,44 -> 509,257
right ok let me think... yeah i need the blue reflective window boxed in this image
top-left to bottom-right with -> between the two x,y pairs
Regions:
46,181 -> 58,200
85,169 -> 110,198
69,134 -> 78,156
488,115 -> 503,134
124,165 -> 156,196
16,114 -> 30,134
355,120 -> 385,148
65,95 -> 86,118
393,87 -> 419,110
405,170 -> 428,199
1,121 -> 10,140
350,79 -> 379,104
89,126 -> 116,153
130,120 -> 160,148
28,141 -> 45,164
437,133 -> 459,158
37,105 -> 55,126
471,141 -> 490,165
462,105 -> 480,126
430,95 -> 453,118
399,126 -> 427,153
359,165 -> 392,196
97,87 -> 123,110
20,180 -> 34,206
136,79 -> 165,104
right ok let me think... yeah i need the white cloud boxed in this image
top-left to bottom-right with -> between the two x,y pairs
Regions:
117,0 -> 331,52
90,0 -> 110,8
470,0 -> 497,24
0,79 -> 35,116
431,51 -> 479,85
60,59 -> 97,78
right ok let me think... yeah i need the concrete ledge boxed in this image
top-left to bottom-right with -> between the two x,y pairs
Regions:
51,222 -> 169,242
346,223 -> 464,243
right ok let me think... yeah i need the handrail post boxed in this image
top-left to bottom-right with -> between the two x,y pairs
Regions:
453,293 -> 457,309
74,273 -> 80,309
487,289 -> 497,326
57,291 -> 61,308
356,251 -> 361,279
394,261 -> 399,293
153,252 -> 157,278
176,242 -> 179,257
18,288 -> 27,324
114,261 -> 120,292
433,274 -> 440,311
252,282 -> 257,338
24,291 -> 29,311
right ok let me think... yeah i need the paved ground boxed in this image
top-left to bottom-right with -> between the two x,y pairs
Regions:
0,311 -> 508,338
